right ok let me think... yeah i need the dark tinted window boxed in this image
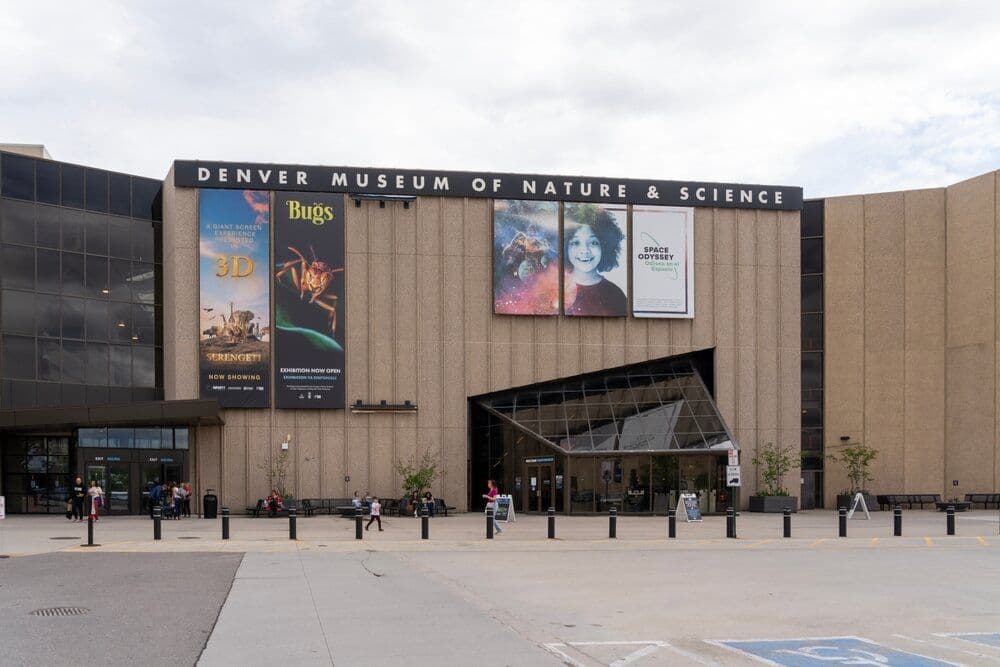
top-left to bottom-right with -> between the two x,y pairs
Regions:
37,382 -> 61,407
85,255 -> 108,297
132,220 -> 155,262
36,249 -> 60,293
11,380 -> 35,408
801,200 -> 823,238
801,274 -> 823,313
61,164 -> 85,209
802,351 -> 823,390
131,178 -> 161,220
85,214 -> 107,255
801,238 -> 823,274
61,252 -> 85,296
133,346 -> 155,386
1,289 -> 35,334
85,300 -> 108,341
110,302 -> 131,342
35,294 -> 60,337
86,343 -> 109,385
61,296 -> 85,339
109,260 -> 131,300
60,208 -> 84,252
1,245 -> 35,290
1,154 -> 35,200
110,345 -> 130,386
108,172 -> 131,216
36,161 -> 60,205
36,205 -> 60,248
802,313 -> 823,352
62,341 -> 86,383
38,340 -> 60,381
2,199 -> 35,244
108,216 -> 131,258
2,335 -> 35,378
85,169 -> 108,212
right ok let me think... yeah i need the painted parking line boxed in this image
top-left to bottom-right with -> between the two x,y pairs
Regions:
542,640 -> 669,667
709,636 -> 959,666
938,632 -> 1000,649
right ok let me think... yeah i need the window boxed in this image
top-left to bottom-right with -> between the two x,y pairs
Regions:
1,153 -> 35,200
2,198 -> 35,244
36,161 -> 60,205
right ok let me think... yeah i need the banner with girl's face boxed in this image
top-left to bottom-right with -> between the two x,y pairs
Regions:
562,203 -> 628,317
493,200 -> 559,315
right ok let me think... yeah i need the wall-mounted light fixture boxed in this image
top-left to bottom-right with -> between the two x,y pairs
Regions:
350,399 -> 418,414
350,193 -> 418,209
839,436 -> 850,442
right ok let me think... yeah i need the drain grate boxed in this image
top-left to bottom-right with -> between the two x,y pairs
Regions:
31,607 -> 90,617
50,537 -> 79,540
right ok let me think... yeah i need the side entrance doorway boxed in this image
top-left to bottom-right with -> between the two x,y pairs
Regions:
82,450 -> 187,515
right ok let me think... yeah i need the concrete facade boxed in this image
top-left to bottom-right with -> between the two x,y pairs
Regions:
823,170 -> 1000,506
162,172 -> 801,511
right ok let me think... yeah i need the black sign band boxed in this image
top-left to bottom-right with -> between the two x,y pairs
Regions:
174,161 -> 802,211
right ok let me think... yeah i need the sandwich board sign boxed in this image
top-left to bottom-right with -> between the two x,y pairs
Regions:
679,492 -> 702,522
847,491 -> 870,520
494,494 -> 515,523
726,465 -> 741,487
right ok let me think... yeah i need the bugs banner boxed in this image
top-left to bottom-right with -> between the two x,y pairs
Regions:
273,192 -> 346,409
198,189 -> 271,407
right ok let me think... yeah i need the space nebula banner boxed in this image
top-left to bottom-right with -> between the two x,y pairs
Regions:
273,192 -> 346,409
492,200 -> 560,315
198,189 -> 271,407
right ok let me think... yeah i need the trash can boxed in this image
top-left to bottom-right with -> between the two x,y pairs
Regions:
203,489 -> 218,519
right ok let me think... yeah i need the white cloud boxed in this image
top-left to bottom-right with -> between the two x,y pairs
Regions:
0,1 -> 997,196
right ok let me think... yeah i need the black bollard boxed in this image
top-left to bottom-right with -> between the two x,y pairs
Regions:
668,507 -> 676,539
80,515 -> 98,547
421,507 -> 429,540
726,506 -> 736,539
547,507 -> 555,539
222,507 -> 230,540
893,505 -> 902,537
838,507 -> 847,537
153,506 -> 162,540
289,508 -> 297,540
355,508 -> 363,540
946,505 -> 955,536
783,507 -> 791,538
609,507 -> 617,539
486,508 -> 494,539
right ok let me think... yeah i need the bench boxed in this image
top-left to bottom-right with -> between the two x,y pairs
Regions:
434,498 -> 457,516
965,493 -> 1000,509
245,499 -> 315,517
876,494 -> 942,510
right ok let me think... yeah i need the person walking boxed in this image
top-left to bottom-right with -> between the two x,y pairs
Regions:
182,482 -> 192,518
482,479 -> 502,534
365,497 -> 383,531
148,480 -> 162,519
87,480 -> 105,521
71,476 -> 87,522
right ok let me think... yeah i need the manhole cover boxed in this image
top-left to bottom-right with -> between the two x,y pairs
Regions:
50,537 -> 79,540
178,536 -> 200,540
31,607 -> 90,617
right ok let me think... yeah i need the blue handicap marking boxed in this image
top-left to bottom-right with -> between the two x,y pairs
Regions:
944,632 -> 1000,648
718,637 -> 957,666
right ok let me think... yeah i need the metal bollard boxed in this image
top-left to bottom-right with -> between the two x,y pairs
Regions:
355,508 -> 363,540
838,507 -> 847,537
547,507 -> 555,539
946,505 -> 955,536
668,508 -> 676,539
81,515 -> 98,547
726,506 -> 736,539
486,508 -> 494,539
783,507 -> 791,538
222,507 -> 230,540
421,507 -> 429,540
609,507 -> 617,539
893,505 -> 902,537
153,506 -> 162,540
289,508 -> 297,540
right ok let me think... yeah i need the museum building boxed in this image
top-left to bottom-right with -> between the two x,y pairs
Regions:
0,143 -> 997,516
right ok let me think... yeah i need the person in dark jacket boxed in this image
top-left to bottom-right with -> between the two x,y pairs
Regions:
71,476 -> 87,522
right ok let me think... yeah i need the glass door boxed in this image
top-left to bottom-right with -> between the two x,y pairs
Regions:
524,464 -> 554,512
106,463 -> 130,514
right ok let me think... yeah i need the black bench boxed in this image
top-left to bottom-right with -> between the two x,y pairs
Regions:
876,494 -> 942,510
434,498 -> 457,516
965,493 -> 1000,509
245,499 -> 314,517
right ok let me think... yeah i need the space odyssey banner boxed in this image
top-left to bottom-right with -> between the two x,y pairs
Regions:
273,192 -> 346,409
198,189 -> 271,408
175,160 -> 803,211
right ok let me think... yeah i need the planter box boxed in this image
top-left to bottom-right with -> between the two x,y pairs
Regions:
749,496 -> 798,513
836,493 -> 878,511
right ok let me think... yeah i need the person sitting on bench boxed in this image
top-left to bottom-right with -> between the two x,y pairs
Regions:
266,489 -> 284,517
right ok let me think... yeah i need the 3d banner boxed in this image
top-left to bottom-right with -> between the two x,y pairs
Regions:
273,192 -> 346,408
198,189 -> 271,407
631,206 -> 695,318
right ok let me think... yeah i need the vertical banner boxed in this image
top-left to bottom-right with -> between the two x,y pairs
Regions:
199,189 -> 271,407
632,206 -> 695,318
273,193 -> 346,408
563,203 -> 628,316
493,200 -> 560,315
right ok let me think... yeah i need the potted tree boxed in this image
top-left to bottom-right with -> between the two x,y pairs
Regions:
395,452 -> 439,515
829,443 -> 878,511
749,442 -> 798,512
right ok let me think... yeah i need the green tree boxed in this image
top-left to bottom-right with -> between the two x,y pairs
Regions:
395,452 -> 438,497
828,443 -> 878,494
751,442 -> 794,496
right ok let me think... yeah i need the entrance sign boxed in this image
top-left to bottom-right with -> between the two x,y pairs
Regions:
726,465 -> 742,487
728,449 -> 739,466
632,206 -> 695,319
494,495 -> 515,523
847,492 -> 870,520
273,192 -> 346,409
198,189 -> 271,407
679,493 -> 702,522
714,637 -> 956,666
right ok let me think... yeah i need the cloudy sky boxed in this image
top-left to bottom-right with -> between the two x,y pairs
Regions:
2,2 -> 997,197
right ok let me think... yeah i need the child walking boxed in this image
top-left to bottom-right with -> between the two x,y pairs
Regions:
365,497 -> 383,531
